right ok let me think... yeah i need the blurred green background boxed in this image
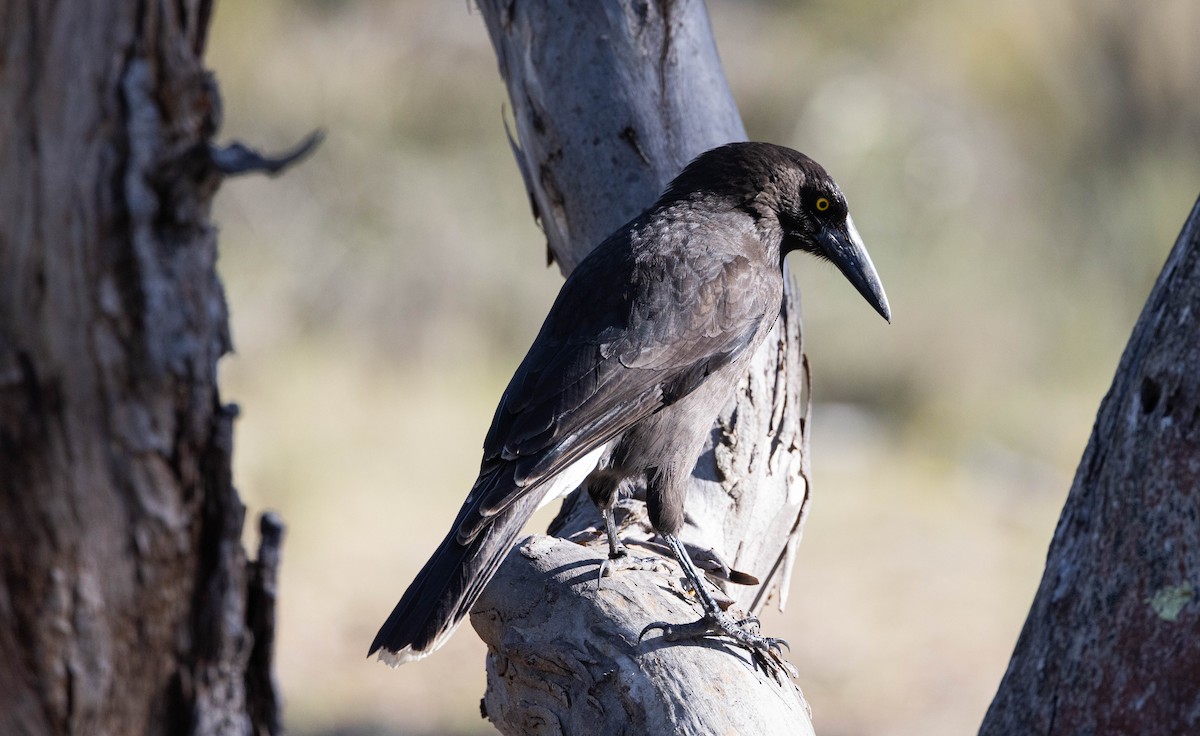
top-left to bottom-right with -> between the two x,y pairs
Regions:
209,1 -> 1200,734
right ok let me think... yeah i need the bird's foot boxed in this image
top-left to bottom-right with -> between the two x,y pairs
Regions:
596,544 -> 665,583
639,610 -> 797,682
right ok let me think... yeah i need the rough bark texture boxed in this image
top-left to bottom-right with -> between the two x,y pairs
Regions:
0,2 -> 281,735
981,197 -> 1200,734
473,1 -> 814,732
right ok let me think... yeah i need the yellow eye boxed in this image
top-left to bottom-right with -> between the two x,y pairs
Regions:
815,197 -> 831,212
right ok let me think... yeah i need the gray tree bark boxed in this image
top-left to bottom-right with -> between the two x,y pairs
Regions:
0,2 -> 282,735
981,197 -> 1200,734
471,1 -> 814,733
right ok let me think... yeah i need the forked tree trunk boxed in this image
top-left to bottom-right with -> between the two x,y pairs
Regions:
471,1 -> 814,733
981,198 -> 1200,733
0,3 -> 281,734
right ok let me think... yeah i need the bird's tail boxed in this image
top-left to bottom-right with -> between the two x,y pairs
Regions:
367,484 -> 542,665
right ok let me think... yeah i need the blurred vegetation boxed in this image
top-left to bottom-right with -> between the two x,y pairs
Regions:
208,1 -> 1199,734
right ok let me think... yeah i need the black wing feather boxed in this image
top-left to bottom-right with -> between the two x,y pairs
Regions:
466,236 -> 774,531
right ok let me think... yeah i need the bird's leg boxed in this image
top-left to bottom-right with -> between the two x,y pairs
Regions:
596,505 -> 628,579
589,470 -> 629,581
590,471 -> 636,578
602,505 -> 628,559
587,474 -> 665,582
640,534 -> 797,680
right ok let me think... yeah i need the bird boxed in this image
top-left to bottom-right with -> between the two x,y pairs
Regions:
369,141 -> 890,668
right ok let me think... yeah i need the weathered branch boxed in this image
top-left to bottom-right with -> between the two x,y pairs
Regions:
247,512 -> 286,736
981,196 -> 1200,733
210,130 -> 324,177
474,536 -> 813,736
472,0 -> 814,732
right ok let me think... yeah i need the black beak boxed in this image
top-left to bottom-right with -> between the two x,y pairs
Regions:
815,215 -> 891,322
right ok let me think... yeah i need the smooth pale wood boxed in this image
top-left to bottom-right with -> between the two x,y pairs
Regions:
0,3 -> 281,734
474,537 -> 814,736
981,197 -> 1200,734
473,0 -> 814,732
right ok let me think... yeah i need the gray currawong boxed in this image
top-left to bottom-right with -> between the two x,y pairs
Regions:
369,142 -> 890,666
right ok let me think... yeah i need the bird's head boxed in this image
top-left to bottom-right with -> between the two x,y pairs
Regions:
671,142 -> 891,323
774,152 -> 891,323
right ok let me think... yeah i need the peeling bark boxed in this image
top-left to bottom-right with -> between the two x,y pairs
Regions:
472,1 -> 814,732
981,197 -> 1200,734
0,2 -> 282,734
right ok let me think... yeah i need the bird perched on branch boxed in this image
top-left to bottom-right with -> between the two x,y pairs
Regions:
369,141 -> 890,668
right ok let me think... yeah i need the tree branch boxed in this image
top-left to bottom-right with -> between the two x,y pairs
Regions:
472,0 -> 814,731
475,536 -> 813,736
981,195 -> 1200,733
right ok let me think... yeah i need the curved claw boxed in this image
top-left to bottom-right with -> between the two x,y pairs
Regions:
596,544 -> 632,584
748,645 -> 797,684
639,621 -> 669,643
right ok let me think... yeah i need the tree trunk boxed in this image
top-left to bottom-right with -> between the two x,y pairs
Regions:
981,196 -> 1200,734
0,3 -> 281,735
472,1 -> 814,732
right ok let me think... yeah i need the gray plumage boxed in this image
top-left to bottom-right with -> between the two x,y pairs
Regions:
370,142 -> 889,666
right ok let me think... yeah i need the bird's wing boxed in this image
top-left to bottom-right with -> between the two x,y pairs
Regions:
457,233 -> 776,544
